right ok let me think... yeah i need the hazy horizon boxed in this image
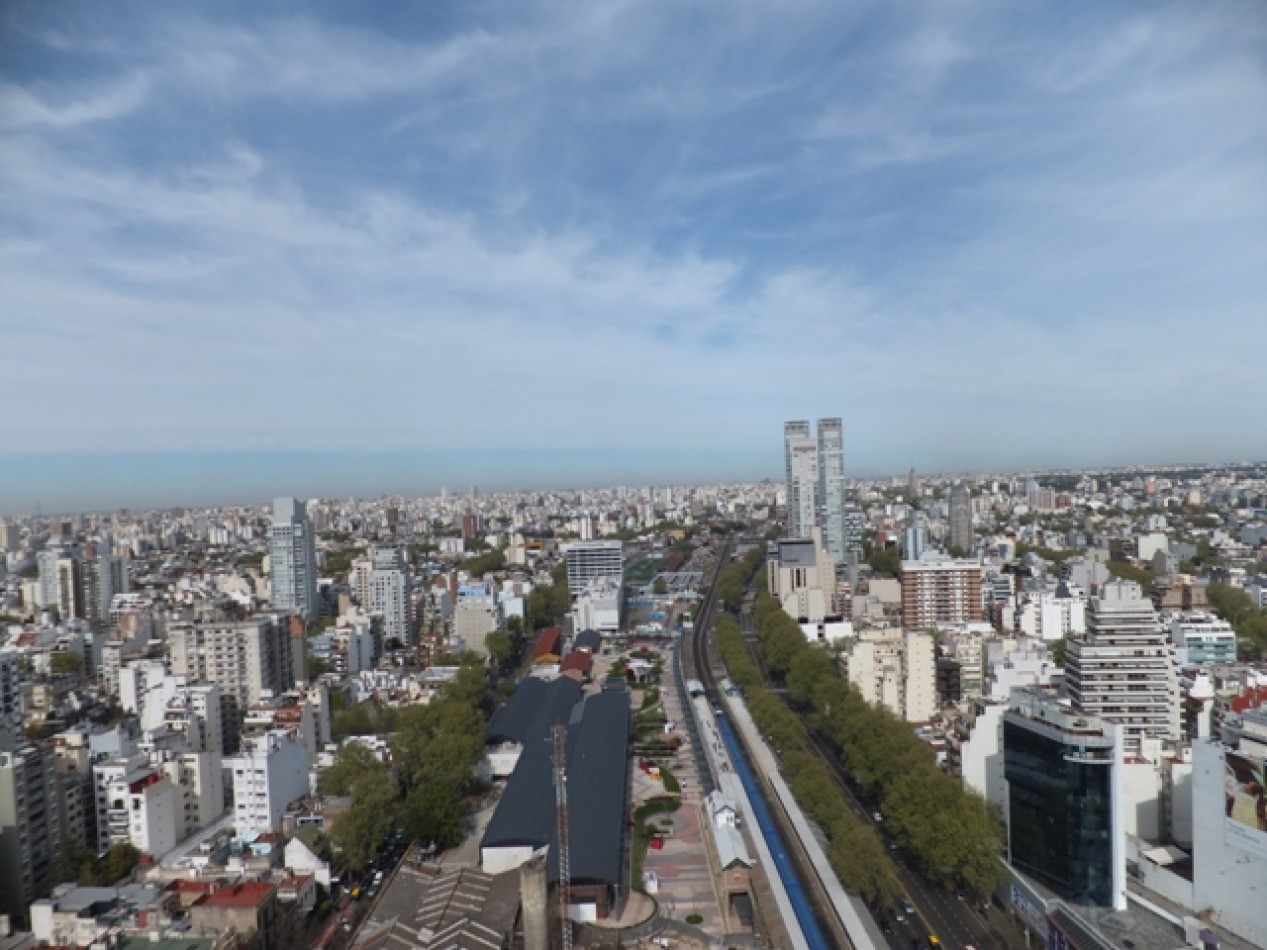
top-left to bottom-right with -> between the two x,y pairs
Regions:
2,448 -> 1263,518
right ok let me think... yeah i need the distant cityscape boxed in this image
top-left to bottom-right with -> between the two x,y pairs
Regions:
0,429 -> 1265,949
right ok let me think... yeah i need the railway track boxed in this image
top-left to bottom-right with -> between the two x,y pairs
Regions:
684,533 -> 853,948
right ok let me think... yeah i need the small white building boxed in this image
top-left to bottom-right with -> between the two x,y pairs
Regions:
284,835 -> 333,888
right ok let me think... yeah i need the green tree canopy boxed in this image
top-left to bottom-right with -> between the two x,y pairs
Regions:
321,742 -> 387,796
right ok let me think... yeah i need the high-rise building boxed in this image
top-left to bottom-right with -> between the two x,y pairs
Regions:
816,417 -> 847,564
268,497 -> 318,622
844,630 -> 937,723
54,555 -> 84,620
0,730 -> 62,925
900,555 -> 984,630
81,540 -> 129,627
0,519 -> 20,553
0,653 -> 19,727
783,420 -> 818,541
38,541 -> 90,616
167,615 -> 296,753
1064,580 -> 1179,760
1003,688 -> 1125,910
784,417 -> 855,565
562,540 -> 623,595
842,507 -> 865,554
948,482 -> 973,554
901,513 -> 928,561
368,545 -> 413,645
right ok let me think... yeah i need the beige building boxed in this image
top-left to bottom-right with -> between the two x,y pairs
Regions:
843,630 -> 936,723
453,596 -> 499,657
766,529 -> 836,623
167,615 -> 296,753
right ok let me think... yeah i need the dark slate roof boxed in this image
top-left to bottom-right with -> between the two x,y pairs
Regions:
480,734 -> 555,851
484,676 -> 580,745
777,539 -> 817,567
572,629 -> 602,653
554,689 -> 630,886
480,689 -> 630,889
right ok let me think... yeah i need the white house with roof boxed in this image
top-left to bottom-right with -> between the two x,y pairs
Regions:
704,790 -> 752,871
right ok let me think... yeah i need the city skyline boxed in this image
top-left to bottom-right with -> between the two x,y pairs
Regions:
3,2 -> 1266,512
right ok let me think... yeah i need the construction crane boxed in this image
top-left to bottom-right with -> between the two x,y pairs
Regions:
552,723 -> 572,950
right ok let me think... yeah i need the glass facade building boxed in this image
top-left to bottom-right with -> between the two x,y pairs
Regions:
1003,690 -> 1125,909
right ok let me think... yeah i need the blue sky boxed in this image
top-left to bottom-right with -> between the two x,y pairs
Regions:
2,1 -> 1265,513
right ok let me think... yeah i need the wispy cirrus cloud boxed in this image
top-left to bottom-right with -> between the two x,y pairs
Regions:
0,72 -> 149,129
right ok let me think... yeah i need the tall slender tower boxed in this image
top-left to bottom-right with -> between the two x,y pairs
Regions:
269,497 -> 319,622
368,545 -> 414,645
816,418 -> 846,563
783,420 -> 818,540
948,483 -> 973,554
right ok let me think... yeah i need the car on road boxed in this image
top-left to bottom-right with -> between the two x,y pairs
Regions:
901,898 -> 915,917
873,811 -> 883,822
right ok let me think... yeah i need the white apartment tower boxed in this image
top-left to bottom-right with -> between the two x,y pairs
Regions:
783,421 -> 819,542
1064,579 -> 1180,760
81,540 -> 130,627
562,540 -> 623,594
269,497 -> 319,622
816,417 -> 848,564
368,545 -> 413,645
948,482 -> 973,554
226,730 -> 312,838
784,418 -> 851,564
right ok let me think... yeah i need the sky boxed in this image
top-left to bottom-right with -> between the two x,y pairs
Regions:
2,1 -> 1266,513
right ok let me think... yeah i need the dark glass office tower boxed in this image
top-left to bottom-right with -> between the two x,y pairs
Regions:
1003,689 -> 1124,909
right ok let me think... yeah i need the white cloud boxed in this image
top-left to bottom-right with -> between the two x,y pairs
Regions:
1,0 -> 1265,484
0,73 -> 149,130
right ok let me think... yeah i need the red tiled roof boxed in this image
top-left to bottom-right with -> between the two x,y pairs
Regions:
559,651 -> 593,675
533,627 -> 562,659
167,880 -> 215,894
197,882 -> 276,908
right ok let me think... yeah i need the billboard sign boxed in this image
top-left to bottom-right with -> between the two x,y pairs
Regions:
1224,749 -> 1267,857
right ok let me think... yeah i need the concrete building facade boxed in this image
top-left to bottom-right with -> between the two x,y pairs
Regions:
227,730 -> 312,839
0,730 -> 62,925
783,420 -> 818,542
268,497 -> 319,622
562,540 -> 623,594
168,615 -> 295,754
816,417 -> 847,564
1064,580 -> 1179,761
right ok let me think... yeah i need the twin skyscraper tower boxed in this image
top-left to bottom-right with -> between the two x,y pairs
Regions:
783,418 -> 859,565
